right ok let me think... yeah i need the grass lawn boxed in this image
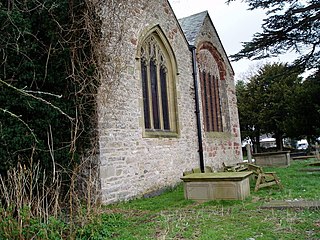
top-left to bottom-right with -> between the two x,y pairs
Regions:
102,159 -> 320,240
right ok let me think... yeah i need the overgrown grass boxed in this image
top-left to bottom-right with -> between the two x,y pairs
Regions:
1,159 -> 319,239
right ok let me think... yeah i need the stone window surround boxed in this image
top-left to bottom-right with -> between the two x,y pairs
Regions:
136,25 -> 179,138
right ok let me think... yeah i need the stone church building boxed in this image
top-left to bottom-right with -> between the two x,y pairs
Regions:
98,0 -> 242,204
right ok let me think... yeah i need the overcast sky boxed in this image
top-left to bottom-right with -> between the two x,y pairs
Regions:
168,0 -> 297,80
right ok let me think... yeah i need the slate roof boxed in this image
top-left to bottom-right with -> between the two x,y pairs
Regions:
178,11 -> 208,46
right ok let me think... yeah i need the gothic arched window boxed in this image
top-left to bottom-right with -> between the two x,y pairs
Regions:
198,49 -> 223,132
140,30 -> 178,137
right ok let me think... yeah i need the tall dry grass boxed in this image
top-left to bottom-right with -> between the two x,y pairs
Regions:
0,155 -> 101,239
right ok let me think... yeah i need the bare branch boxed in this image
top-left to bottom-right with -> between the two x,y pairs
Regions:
1,79 -> 73,121
0,107 -> 38,142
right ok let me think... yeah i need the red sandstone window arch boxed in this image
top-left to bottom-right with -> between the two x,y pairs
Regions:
197,42 -> 226,132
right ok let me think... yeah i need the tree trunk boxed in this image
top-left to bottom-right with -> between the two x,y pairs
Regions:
275,134 -> 283,151
254,132 -> 261,153
306,136 -> 312,155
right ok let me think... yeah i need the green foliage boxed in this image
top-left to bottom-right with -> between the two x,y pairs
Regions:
254,63 -> 301,146
286,69 -> 320,140
0,0 -> 98,173
227,0 -> 320,70
0,206 -> 126,240
236,79 -> 261,145
0,206 -> 67,240
236,63 -> 303,150
237,64 -> 320,150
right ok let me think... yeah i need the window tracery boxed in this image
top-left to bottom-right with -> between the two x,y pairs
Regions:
140,31 -> 177,137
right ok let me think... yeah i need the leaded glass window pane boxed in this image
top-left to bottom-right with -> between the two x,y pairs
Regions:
200,70 -> 222,132
160,66 -> 170,130
141,61 -> 150,129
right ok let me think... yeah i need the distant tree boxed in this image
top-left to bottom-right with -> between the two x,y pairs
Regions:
227,0 -> 320,70
258,63 -> 302,150
236,63 -> 302,152
236,80 -> 262,153
286,69 -> 320,143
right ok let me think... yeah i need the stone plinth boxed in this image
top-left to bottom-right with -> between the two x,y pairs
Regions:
180,172 -> 252,201
253,151 -> 290,167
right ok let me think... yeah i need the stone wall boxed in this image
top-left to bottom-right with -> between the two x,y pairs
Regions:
195,15 -> 243,170
97,0 -> 242,204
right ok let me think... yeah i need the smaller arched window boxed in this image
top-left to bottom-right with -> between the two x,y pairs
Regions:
198,48 -> 223,132
139,29 -> 178,137
199,70 -> 222,132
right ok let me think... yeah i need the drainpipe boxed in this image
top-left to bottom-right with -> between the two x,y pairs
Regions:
189,45 -> 205,173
